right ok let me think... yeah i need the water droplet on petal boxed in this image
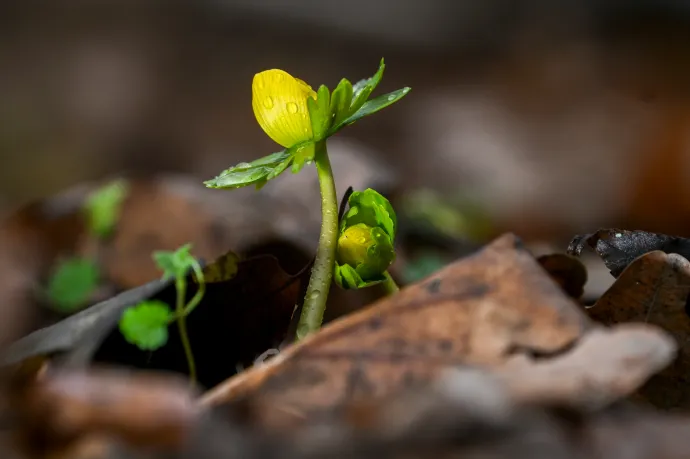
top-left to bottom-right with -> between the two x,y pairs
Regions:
303,127 -> 309,134
286,102 -> 299,114
256,80 -> 264,89
358,237 -> 367,244
263,96 -> 274,109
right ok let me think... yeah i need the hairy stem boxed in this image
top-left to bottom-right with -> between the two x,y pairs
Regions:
382,271 -> 400,294
175,277 -> 196,384
296,141 -> 338,340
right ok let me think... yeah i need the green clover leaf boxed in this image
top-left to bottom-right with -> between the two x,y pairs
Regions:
46,257 -> 100,313
84,179 -> 129,238
119,300 -> 172,351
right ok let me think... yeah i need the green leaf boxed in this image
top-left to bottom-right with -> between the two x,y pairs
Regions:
153,244 -> 196,280
46,257 -> 100,313
329,78 -> 354,127
307,85 -> 331,141
204,150 -> 293,189
119,300 -> 172,351
349,58 -> 386,116
332,87 -> 411,133
83,179 -> 129,238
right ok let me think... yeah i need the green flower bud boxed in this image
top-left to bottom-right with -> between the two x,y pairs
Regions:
334,189 -> 397,289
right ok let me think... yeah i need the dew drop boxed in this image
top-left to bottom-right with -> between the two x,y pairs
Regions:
308,289 -> 321,301
235,162 -> 251,169
286,102 -> 299,114
358,237 -> 367,244
303,127 -> 309,134
256,79 -> 264,90
387,94 -> 396,101
263,96 -> 274,109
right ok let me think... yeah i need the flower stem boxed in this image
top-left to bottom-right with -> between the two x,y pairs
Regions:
296,141 -> 338,340
382,271 -> 400,294
175,277 -> 196,384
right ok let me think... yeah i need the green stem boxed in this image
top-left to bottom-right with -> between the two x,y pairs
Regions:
296,141 -> 338,340
182,261 -> 206,317
175,277 -> 196,384
382,271 -> 400,294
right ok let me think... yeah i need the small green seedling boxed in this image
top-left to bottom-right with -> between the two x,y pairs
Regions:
119,300 -> 172,351
45,179 -> 129,313
205,59 -> 410,339
83,178 -> 129,238
118,244 -> 206,384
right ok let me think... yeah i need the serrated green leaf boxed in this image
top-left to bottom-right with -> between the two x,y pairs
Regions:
332,87 -> 410,134
84,179 -> 129,238
46,257 -> 100,313
119,300 -> 172,351
308,85 -> 331,141
204,150 -> 292,189
349,58 -> 385,116
153,244 -> 195,280
329,78 -> 354,126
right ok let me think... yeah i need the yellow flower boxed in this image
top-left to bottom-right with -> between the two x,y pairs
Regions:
252,69 -> 318,148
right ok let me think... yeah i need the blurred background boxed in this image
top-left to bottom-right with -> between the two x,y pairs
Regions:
3,0 -> 690,242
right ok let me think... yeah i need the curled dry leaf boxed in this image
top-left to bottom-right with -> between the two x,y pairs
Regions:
537,253 -> 587,299
201,234 -> 592,422
567,228 -> 690,278
586,250 -> 690,409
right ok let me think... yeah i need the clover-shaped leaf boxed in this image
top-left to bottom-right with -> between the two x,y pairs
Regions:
204,150 -> 293,189
46,257 -> 100,313
119,300 -> 172,351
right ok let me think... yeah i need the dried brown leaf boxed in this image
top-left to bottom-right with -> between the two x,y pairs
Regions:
201,234 -> 591,421
587,250 -> 690,409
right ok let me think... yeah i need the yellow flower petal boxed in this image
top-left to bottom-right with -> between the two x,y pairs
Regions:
252,69 -> 317,148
